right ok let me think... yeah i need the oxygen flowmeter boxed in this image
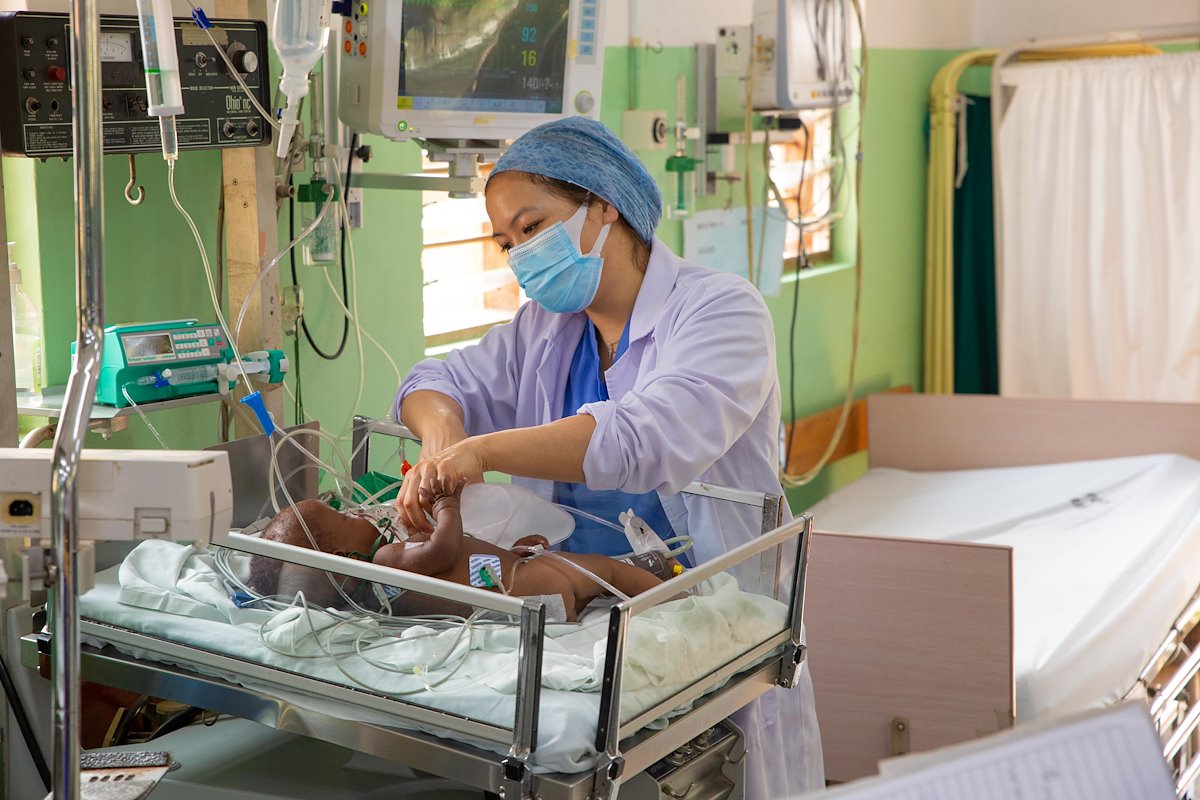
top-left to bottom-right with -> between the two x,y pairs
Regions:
72,320 -> 288,408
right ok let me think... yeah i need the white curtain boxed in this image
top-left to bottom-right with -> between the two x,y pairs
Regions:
997,52 -> 1200,401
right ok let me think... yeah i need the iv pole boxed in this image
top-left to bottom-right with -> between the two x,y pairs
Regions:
49,0 -> 104,796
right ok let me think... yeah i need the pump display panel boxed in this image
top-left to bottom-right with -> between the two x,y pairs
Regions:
339,0 -> 604,143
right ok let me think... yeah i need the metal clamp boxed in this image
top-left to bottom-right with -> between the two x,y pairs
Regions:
498,757 -> 536,800
589,756 -> 624,800
776,643 -> 807,689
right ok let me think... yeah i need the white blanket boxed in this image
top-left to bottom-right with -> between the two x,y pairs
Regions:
84,541 -> 788,774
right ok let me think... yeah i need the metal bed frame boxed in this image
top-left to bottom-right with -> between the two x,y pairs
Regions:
24,417 -> 809,799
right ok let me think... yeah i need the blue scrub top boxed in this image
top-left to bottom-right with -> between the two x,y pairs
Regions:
554,320 -> 686,562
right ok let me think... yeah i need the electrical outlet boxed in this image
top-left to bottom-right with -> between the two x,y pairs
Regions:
716,25 -> 752,77
622,109 -> 669,151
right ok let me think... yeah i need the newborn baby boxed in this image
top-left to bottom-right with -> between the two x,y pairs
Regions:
247,479 -> 662,621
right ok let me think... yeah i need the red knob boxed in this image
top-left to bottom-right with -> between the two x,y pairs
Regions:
47,66 -> 67,82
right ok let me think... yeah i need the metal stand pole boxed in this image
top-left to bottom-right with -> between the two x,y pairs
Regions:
49,0 -> 104,796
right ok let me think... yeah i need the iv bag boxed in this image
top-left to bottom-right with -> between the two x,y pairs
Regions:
459,483 -> 575,550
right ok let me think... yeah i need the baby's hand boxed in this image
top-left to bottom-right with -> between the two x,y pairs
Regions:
512,534 -> 550,550
419,477 -> 466,514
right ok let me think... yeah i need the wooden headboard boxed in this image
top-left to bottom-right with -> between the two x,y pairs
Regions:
867,393 -> 1200,470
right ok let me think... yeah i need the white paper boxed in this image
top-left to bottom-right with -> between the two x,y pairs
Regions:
682,205 -> 787,296
805,702 -> 1177,800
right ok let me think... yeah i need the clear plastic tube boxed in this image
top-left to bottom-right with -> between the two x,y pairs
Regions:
121,383 -> 170,449
167,160 -> 254,394
183,0 -> 280,131
555,503 -> 624,533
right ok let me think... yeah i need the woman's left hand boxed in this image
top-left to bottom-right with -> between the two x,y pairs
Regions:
396,437 -> 490,531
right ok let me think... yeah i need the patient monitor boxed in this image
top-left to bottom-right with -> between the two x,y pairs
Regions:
338,0 -> 605,143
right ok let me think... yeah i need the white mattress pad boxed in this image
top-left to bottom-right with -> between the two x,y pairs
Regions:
807,454 -> 1200,720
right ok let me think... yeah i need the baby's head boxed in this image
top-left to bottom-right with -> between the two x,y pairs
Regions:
245,499 -> 361,607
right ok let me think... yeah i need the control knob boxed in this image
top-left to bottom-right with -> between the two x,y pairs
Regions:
225,41 -> 259,75
574,91 -> 596,114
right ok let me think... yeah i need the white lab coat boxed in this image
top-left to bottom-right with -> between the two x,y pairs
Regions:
398,239 -> 825,796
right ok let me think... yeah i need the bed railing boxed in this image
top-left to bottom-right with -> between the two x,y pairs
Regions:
1129,588 -> 1200,797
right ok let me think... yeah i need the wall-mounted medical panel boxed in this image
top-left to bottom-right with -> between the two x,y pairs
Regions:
0,12 -> 271,157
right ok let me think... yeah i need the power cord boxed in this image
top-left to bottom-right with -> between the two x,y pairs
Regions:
780,0 -> 866,488
784,118 -> 811,469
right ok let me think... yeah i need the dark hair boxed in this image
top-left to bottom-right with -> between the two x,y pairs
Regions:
524,174 -> 652,273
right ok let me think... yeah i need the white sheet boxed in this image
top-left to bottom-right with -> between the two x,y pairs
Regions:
81,541 -> 788,775
807,454 -> 1200,721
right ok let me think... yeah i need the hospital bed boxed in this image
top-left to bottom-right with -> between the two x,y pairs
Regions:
799,392 -> 1200,794
20,417 -> 810,800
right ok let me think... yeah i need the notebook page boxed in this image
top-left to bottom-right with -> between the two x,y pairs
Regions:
806,702 -> 1176,800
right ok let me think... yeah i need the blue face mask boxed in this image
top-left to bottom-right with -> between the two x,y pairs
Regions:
507,202 -> 612,314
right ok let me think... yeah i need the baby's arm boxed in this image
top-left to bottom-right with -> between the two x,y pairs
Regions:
373,479 -> 465,576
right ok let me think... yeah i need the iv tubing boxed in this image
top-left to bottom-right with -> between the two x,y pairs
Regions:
121,384 -> 170,449
167,160 -> 253,393
232,172 -> 335,341
183,0 -> 280,131
556,503 -> 624,533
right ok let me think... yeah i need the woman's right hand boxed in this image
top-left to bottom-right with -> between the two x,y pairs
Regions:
395,430 -> 467,533
396,391 -> 470,532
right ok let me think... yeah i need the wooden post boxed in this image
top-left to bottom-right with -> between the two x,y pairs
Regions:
0,166 -> 19,447
217,0 -> 283,436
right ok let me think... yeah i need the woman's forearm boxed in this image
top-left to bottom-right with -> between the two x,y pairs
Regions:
400,390 -> 469,454
475,414 -> 596,483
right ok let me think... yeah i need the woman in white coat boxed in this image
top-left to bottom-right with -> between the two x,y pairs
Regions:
394,117 -> 824,797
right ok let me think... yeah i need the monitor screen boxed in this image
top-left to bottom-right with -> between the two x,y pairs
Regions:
397,0 -> 571,115
123,333 -> 174,360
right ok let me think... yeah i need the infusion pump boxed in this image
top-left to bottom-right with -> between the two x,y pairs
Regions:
338,0 -> 605,144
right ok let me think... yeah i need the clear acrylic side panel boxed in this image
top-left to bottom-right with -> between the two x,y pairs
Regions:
609,515 -> 808,736
78,535 -> 537,749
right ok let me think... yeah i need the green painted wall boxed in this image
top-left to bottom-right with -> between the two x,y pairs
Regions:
2,45 -> 949,508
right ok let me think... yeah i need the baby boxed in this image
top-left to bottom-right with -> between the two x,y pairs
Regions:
246,479 -> 663,621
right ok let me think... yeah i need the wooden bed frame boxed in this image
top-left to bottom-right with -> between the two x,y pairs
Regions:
804,392 -> 1200,784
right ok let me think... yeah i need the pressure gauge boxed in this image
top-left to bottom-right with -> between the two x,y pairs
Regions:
99,31 -> 134,63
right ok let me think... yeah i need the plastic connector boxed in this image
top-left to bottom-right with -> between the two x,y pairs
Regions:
331,1 -> 353,16
190,8 -> 213,29
239,391 -> 276,436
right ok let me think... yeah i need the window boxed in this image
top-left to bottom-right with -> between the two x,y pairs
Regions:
767,109 -> 840,268
420,110 -> 842,347
420,158 -> 524,348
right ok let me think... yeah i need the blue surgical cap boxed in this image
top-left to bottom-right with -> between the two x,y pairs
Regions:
489,117 -> 663,244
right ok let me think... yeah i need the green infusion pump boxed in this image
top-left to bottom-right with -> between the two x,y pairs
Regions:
76,320 -> 234,408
